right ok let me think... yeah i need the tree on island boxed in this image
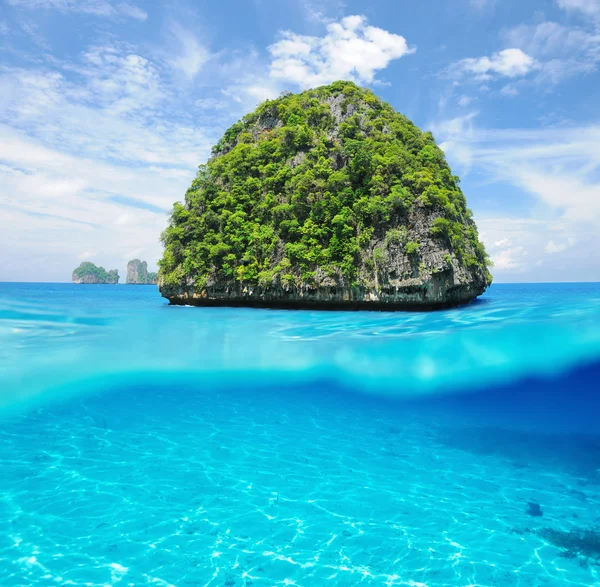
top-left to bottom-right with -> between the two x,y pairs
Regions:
126,259 -> 158,284
72,262 -> 119,284
158,80 -> 491,309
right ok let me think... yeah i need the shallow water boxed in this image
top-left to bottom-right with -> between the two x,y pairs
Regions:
1,283 -> 600,586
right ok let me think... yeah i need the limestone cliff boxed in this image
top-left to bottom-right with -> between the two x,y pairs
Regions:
158,81 -> 492,310
72,262 -> 119,284
126,259 -> 158,285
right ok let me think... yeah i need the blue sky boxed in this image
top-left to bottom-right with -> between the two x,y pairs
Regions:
1,0 -> 599,282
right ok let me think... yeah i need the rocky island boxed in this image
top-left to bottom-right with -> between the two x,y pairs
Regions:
72,262 -> 119,284
158,81 -> 492,310
126,259 -> 158,284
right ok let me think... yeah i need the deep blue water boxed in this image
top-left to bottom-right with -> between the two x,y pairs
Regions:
1,282 -> 600,586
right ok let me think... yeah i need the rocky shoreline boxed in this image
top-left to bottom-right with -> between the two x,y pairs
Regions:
161,269 -> 488,311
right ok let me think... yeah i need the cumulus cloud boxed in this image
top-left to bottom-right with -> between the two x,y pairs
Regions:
268,15 -> 414,88
448,17 -> 599,92
6,0 -> 147,19
449,48 -> 537,81
491,245 -> 528,271
485,230 -> 529,273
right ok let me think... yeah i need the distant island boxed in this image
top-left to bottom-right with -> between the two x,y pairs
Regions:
72,262 -> 119,284
72,259 -> 157,285
126,259 -> 158,284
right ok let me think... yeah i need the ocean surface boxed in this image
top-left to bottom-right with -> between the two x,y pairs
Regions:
1,282 -> 600,587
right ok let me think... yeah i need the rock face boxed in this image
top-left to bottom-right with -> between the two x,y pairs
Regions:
159,81 -> 492,310
126,259 -> 158,284
72,262 -> 119,284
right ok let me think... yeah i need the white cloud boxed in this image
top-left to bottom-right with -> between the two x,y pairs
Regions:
487,236 -> 526,271
450,48 -> 537,81
545,238 -> 576,253
513,168 -> 600,224
116,2 -> 147,20
457,95 -> 472,106
485,234 -> 529,272
6,0 -> 147,19
438,139 -> 475,171
434,115 -> 600,279
435,111 -> 479,136
501,21 -> 600,83
268,15 -> 414,88
79,45 -> 163,114
437,112 -> 478,171
0,135 -> 174,281
474,217 -> 594,280
0,58 -> 210,167
302,0 -> 346,24
194,97 -> 227,110
538,57 -> 597,83
437,116 -> 600,223
446,18 -> 599,93
168,24 -> 211,80
500,84 -> 519,96
503,21 -> 600,58
557,0 -> 600,18
491,246 -> 528,271
0,38 -> 216,281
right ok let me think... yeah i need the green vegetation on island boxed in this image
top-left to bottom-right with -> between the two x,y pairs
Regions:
159,80 -> 491,309
72,262 -> 119,284
126,259 -> 158,284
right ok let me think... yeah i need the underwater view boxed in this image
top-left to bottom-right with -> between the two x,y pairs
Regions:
1,282 -> 600,586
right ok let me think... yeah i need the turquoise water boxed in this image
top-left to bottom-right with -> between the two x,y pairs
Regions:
1,283 -> 600,586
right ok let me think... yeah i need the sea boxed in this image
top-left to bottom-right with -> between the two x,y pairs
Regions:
1,282 -> 599,587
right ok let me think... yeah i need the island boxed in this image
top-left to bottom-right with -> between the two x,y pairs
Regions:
72,262 -> 119,284
126,259 -> 158,284
158,81 -> 492,310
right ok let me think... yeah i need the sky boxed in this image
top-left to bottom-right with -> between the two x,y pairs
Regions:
0,0 -> 599,283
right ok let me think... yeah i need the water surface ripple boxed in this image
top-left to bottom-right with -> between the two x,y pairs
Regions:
1,282 -> 600,406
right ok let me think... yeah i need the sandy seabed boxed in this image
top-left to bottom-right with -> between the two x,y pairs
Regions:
0,382 -> 598,587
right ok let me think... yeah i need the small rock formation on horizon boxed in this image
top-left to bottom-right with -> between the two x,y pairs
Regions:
158,81 -> 492,310
126,259 -> 158,284
72,262 -> 119,284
